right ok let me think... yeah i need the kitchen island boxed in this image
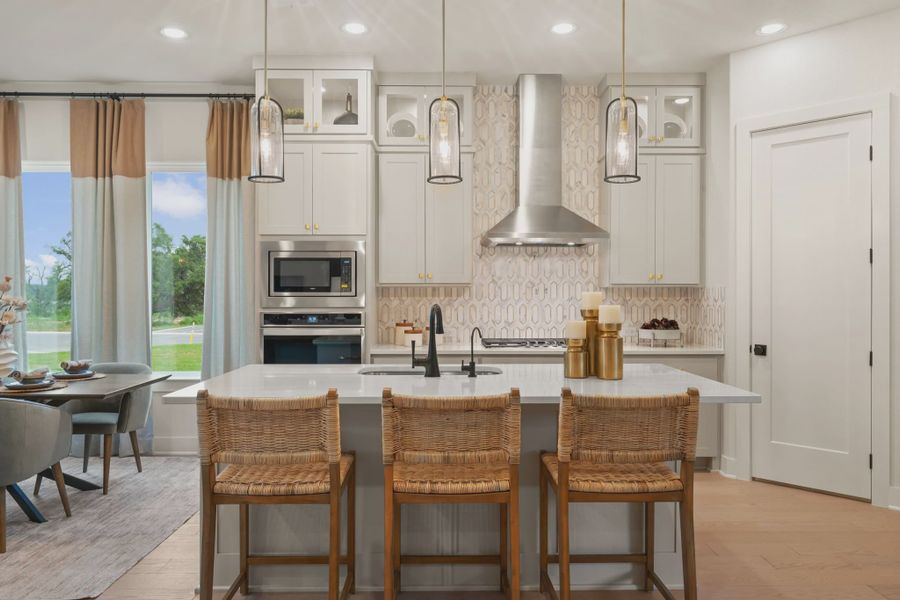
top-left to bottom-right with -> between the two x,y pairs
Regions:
168,363 -> 758,594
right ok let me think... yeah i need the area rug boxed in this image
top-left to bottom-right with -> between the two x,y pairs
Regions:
0,456 -> 198,599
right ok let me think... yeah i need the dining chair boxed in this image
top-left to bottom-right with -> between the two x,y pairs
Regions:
51,362 -> 152,495
540,387 -> 700,600
381,387 -> 521,600
0,397 -> 73,553
196,387 -> 355,600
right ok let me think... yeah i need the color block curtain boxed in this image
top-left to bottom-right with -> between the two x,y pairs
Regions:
202,100 -> 256,379
0,100 -> 26,371
69,99 -> 151,365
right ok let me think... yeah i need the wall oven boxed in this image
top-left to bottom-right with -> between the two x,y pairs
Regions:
260,239 -> 365,309
261,312 -> 364,365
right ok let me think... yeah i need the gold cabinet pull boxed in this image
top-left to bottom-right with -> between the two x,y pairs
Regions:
648,273 -> 655,281
656,273 -> 664,280
427,273 -> 433,279
304,224 -> 311,231
418,273 -> 424,280
314,224 -> 319,231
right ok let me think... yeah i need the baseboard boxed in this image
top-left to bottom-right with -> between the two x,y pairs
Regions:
152,435 -> 198,456
718,454 -> 738,478
889,486 -> 900,511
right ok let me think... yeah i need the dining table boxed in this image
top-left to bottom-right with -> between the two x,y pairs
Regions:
2,372 -> 171,523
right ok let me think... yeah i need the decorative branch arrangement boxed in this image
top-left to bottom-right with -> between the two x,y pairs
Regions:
0,276 -> 27,340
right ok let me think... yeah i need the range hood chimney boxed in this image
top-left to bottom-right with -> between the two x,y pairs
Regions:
481,74 -> 609,247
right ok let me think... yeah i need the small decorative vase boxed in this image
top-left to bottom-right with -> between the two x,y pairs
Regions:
0,339 -> 18,377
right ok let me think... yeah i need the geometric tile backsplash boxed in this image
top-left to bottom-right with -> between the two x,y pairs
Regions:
377,84 -> 725,348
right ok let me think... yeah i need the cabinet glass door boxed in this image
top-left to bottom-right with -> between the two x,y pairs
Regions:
314,70 -> 369,134
256,70 -> 313,134
379,86 -> 426,145
656,87 -> 702,147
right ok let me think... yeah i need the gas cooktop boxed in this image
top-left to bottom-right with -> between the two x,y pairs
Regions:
481,337 -> 567,349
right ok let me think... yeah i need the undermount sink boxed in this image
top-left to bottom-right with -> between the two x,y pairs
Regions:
357,366 -> 503,376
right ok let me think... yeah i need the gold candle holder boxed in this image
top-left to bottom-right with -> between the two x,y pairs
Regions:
580,308 -> 599,377
598,323 -> 623,380
564,338 -> 589,379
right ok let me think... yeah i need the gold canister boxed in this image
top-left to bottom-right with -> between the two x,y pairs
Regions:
564,338 -> 589,379
598,323 -> 624,380
580,308 -> 599,377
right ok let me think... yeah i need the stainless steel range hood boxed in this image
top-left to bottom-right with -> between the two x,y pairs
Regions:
481,74 -> 609,247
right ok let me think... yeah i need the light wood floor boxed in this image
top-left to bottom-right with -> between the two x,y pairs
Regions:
96,473 -> 900,600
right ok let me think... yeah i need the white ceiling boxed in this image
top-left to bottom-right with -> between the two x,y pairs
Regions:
3,0 -> 900,85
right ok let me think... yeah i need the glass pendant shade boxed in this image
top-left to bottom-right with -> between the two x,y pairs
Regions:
604,96 -> 640,184
249,96 -> 285,183
427,96 -> 462,184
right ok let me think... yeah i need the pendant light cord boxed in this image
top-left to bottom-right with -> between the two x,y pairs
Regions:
441,0 -> 446,98
620,0 -> 626,103
264,0 -> 269,100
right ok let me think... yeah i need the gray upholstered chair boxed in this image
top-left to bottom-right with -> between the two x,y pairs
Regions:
65,362 -> 152,495
0,397 -> 73,553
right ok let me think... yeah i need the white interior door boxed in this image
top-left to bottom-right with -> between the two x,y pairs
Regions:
750,113 -> 872,499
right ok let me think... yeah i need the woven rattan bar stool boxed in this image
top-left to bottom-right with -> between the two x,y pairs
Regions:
196,388 -> 355,600
540,387 -> 700,600
381,387 -> 521,600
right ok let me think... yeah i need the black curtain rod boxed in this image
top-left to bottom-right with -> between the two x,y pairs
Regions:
0,91 -> 254,100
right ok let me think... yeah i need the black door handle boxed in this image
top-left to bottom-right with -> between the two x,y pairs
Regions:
753,344 -> 767,356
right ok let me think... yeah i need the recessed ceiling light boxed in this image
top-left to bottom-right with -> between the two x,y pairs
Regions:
160,26 -> 188,40
756,22 -> 787,36
674,97 -> 691,105
551,23 -> 576,35
341,22 -> 368,35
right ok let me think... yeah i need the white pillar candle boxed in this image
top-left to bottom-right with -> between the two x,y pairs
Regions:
565,320 -> 586,339
598,304 -> 623,324
581,291 -> 605,310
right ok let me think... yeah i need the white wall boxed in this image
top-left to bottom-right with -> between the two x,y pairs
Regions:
721,9 -> 900,496
5,81 -> 252,455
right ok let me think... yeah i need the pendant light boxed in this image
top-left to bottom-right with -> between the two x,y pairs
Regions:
604,0 -> 640,184
427,0 -> 462,184
249,0 -> 284,183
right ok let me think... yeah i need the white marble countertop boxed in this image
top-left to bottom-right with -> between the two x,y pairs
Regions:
166,362 -> 758,405
369,343 -> 724,356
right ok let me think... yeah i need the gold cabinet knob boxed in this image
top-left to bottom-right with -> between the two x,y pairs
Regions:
314,223 -> 319,231
656,273 -> 664,280
648,273 -> 656,281
305,224 -> 310,230
427,273 -> 433,279
305,123 -> 310,130
418,273 -> 424,279
659,136 -> 665,143
313,121 -> 319,130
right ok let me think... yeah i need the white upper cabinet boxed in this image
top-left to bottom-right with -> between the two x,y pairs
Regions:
257,142 -> 368,236
378,153 -> 473,284
609,155 -> 701,285
378,85 -> 473,147
312,144 -> 368,235
607,85 -> 702,149
255,68 -> 369,135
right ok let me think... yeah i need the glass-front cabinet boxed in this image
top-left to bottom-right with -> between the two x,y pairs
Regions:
378,85 -> 473,147
255,69 -> 369,135
608,85 -> 702,149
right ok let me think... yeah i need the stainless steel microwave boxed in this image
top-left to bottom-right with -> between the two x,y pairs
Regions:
260,239 -> 365,309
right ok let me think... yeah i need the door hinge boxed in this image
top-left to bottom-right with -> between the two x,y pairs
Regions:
869,454 -> 873,470
869,145 -> 873,161
869,351 -> 873,366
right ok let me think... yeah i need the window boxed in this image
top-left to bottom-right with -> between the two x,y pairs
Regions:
22,170 -> 73,369
149,170 -> 207,373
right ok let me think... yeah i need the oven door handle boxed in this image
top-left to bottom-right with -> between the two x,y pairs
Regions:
260,327 -> 365,337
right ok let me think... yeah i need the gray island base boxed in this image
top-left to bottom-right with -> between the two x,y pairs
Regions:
169,363 -> 759,594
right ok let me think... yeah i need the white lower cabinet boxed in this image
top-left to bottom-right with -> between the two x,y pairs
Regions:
257,142 -> 369,236
609,154 -> 701,285
378,153 -> 472,284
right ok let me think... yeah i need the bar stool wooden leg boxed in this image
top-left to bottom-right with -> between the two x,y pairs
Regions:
199,470 -> 216,600
645,501 -> 655,591
509,465 -> 521,600
328,464 -> 341,600
239,504 -> 249,595
680,463 -> 698,600
500,503 -> 508,593
383,465 -> 394,600
557,461 -> 571,600
539,458 -> 548,593
393,502 -> 401,592
347,458 -> 356,594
